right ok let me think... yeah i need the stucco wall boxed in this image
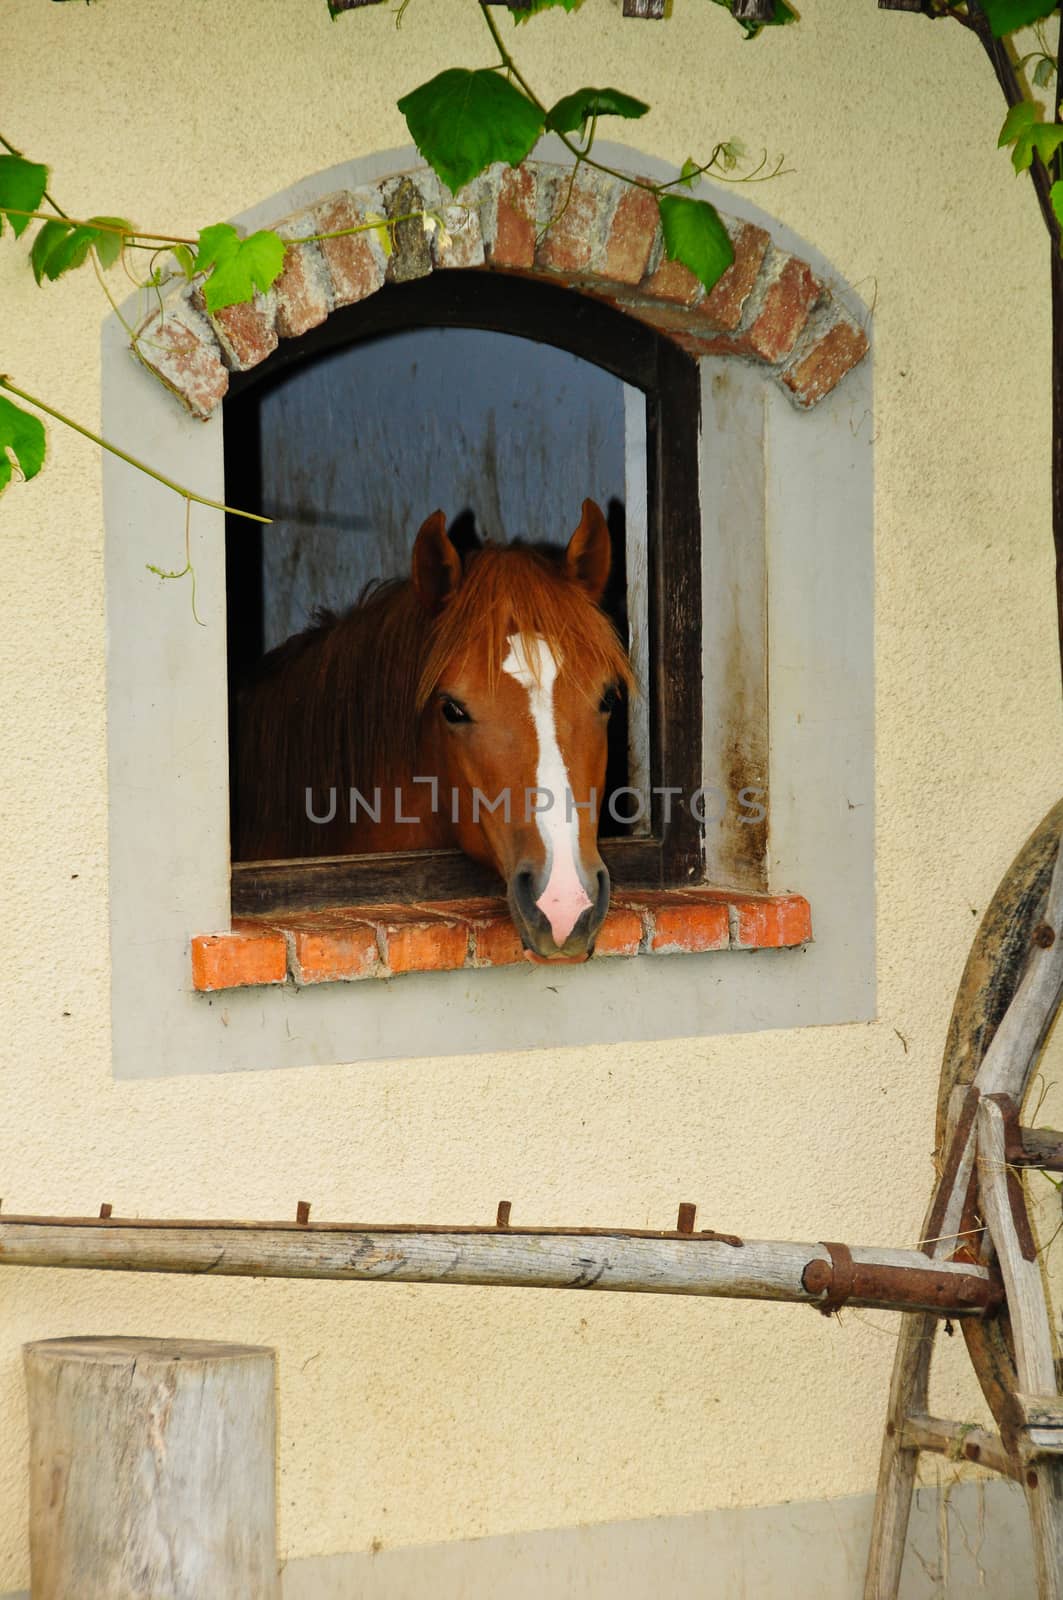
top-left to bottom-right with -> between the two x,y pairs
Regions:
1,0 -> 1060,1589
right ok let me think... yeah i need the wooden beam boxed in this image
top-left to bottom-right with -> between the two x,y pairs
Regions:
0,1215 -> 1001,1316
900,1414 -> 1017,1480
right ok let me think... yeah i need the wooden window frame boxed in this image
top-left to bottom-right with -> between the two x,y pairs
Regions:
224,271 -> 703,917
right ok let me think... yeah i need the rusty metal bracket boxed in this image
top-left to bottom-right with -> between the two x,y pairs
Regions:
802,1244 -> 1002,1318
806,1242 -> 857,1316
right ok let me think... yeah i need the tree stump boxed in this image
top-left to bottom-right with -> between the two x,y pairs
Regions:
24,1336 -> 279,1600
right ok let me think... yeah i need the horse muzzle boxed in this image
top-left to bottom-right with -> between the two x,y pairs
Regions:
508,861 -> 610,961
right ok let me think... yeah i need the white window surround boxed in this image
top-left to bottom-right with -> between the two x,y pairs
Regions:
103,140 -> 874,1080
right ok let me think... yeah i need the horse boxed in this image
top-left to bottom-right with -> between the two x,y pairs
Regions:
233,500 -> 634,960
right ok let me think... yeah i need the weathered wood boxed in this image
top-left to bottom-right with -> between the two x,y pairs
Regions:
623,0 -> 666,17
937,798 -> 1063,1141
24,1337 -> 277,1600
731,0 -> 777,17
865,810 -> 1063,1600
862,1309 -> 936,1599
863,1089 -> 974,1599
899,1414 -> 1016,1481
978,1095 -> 1063,1599
1010,1126 -> 1063,1171
0,1218 -> 998,1314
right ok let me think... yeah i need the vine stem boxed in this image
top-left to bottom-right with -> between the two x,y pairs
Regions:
478,3 -> 661,196
1,208 -> 197,246
0,376 -> 271,524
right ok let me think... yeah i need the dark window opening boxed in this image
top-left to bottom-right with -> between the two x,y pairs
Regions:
225,272 -> 702,915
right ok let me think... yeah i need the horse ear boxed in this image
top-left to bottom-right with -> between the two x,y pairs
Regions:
412,510 -> 463,614
564,499 -> 611,604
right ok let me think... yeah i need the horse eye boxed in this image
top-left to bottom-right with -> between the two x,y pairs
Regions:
441,697 -> 471,725
599,685 -> 620,715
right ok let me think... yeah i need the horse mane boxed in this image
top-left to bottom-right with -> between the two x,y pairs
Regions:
233,541 -> 632,861
418,542 -> 634,707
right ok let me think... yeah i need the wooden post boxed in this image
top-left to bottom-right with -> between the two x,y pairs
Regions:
24,1337 -> 278,1600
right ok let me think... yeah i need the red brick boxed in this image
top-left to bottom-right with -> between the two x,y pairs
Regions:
135,296 -> 228,420
746,255 -> 822,364
313,192 -> 388,308
284,914 -> 378,984
373,906 -> 469,975
491,165 -> 538,269
535,168 -> 610,276
782,316 -> 869,408
419,897 -> 524,967
274,231 -> 332,339
470,914 -> 525,967
602,184 -> 660,286
207,293 -> 278,372
733,893 -> 812,949
431,203 -> 485,270
594,906 -> 643,957
640,255 -> 704,308
191,926 -> 287,991
700,222 -> 770,332
649,898 -> 729,954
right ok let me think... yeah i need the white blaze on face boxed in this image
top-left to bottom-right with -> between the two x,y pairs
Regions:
502,632 -> 592,948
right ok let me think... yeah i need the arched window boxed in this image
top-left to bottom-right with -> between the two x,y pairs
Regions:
223,271 -> 704,915
102,152 -> 874,1077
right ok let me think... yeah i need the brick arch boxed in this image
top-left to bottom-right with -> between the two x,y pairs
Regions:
139,158 -> 869,420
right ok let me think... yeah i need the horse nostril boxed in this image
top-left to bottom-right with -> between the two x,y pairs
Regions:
512,867 -> 539,916
594,867 -> 610,915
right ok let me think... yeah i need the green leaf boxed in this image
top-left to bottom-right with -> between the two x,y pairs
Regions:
1033,56 -> 1057,90
0,394 -> 46,496
398,69 -> 544,193
192,222 -> 287,313
89,216 -> 132,270
545,86 -> 649,135
999,101 -> 1063,172
658,193 -> 734,293
679,157 -> 702,190
1051,179 -> 1063,227
171,243 -> 195,278
29,215 -> 132,281
999,100 -> 1038,146
982,0 -> 1057,39
0,155 -> 48,239
30,218 -> 70,283
513,0 -> 584,19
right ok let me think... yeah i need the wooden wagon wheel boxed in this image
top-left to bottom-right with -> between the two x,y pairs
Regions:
866,796 -> 1063,1599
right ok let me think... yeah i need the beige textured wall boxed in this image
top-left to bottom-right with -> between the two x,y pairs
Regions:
1,0 -> 1060,1585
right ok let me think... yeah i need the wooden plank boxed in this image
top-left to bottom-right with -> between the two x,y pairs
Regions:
623,0 -> 666,16
978,1094 -> 1063,1600
648,340 -> 703,884
231,835 -> 666,913
864,1086 -> 976,1599
1012,1127 -> 1063,1171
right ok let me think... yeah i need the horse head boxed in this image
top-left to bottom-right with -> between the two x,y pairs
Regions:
412,501 -> 632,962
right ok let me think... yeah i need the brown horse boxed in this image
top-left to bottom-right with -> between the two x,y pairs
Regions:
234,500 -> 633,959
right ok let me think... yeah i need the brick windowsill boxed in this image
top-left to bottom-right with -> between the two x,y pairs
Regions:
191,888 -> 812,993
